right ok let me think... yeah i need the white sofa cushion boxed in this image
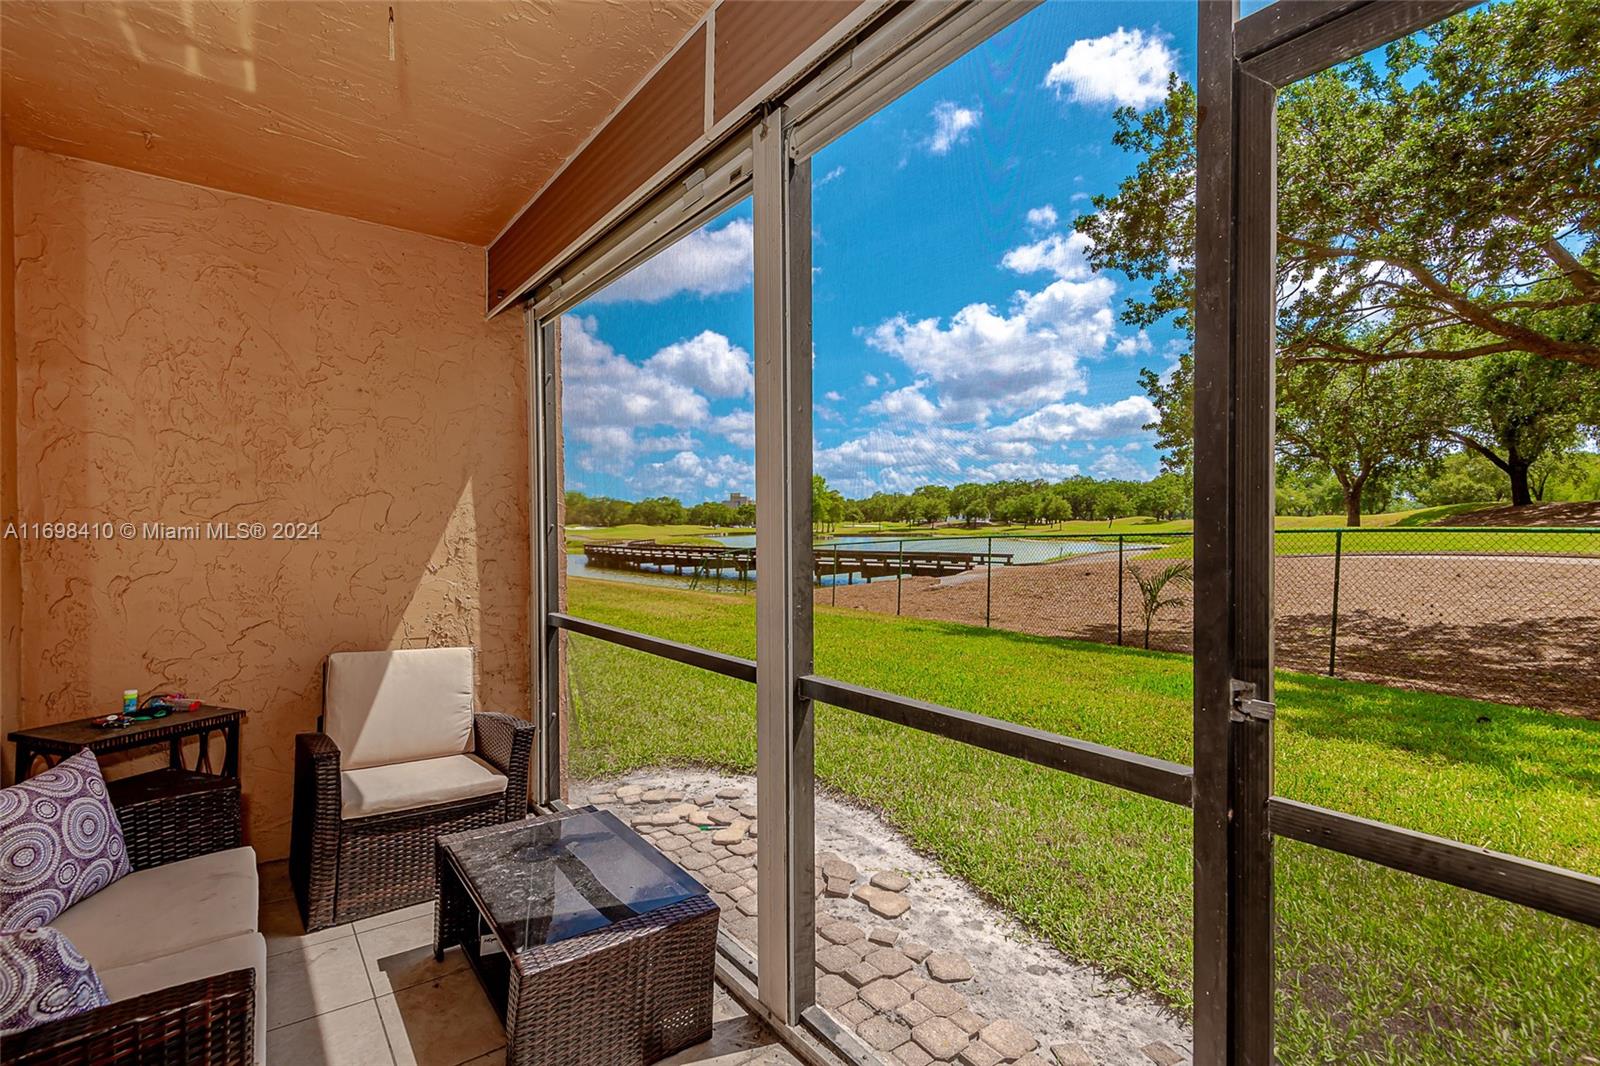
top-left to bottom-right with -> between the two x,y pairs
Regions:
98,931 -> 266,1066
340,754 -> 507,820
53,847 -> 257,972
325,647 -> 475,770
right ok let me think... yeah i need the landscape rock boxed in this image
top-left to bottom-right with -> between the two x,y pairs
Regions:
859,1016 -> 912,1052
642,788 -> 669,802
902,941 -> 932,963
926,952 -> 976,983
854,884 -> 911,918
819,921 -> 865,946
715,786 -> 744,799
816,973 -> 856,1010
981,1019 -> 1039,1059
865,947 -> 914,978
957,1041 -> 1004,1066
861,978 -> 912,1013
871,870 -> 912,892
1051,1044 -> 1095,1066
911,1017 -> 969,1060
868,926 -> 901,946
912,983 -> 966,1018
706,806 -> 740,826
822,857 -> 859,883
1141,1043 -> 1184,1066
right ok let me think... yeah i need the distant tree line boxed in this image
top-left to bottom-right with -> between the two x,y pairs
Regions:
565,492 -> 756,529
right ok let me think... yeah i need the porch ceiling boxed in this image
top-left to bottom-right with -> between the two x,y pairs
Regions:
0,0 -> 712,245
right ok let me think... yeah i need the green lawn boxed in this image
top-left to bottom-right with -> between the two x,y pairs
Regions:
564,523 -> 754,552
565,577 -> 1600,1065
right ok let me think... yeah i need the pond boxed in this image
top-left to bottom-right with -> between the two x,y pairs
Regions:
567,532 -> 1139,591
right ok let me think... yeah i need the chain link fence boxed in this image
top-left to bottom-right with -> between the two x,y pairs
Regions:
815,527 -> 1600,716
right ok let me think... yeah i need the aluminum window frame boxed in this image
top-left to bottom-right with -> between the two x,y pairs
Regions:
524,4 -> 1600,1064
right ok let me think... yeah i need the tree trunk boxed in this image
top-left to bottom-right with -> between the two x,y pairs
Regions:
1344,492 -> 1363,527
1508,461 -> 1533,507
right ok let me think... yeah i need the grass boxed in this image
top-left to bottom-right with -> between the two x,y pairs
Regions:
564,577 -> 1600,1065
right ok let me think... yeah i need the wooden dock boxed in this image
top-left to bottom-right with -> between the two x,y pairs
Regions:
581,540 -> 1012,582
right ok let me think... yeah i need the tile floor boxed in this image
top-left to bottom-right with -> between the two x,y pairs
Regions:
257,861 -> 800,1066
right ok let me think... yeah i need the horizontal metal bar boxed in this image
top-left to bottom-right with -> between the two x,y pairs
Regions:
1269,798 -> 1600,929
1241,0 -> 1477,88
799,675 -> 1194,806
1232,0 -> 1371,63
548,612 -> 757,683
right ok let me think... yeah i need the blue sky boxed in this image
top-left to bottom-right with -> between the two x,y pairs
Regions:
564,2 -> 1198,502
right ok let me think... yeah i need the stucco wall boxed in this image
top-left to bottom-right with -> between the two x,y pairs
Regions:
9,148 -> 530,858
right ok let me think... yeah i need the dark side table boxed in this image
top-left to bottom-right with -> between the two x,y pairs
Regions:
435,806 -> 719,1066
9,705 -> 246,865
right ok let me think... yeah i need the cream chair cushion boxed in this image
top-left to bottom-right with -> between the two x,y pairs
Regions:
324,647 -> 475,770
340,754 -> 507,820
98,932 -> 267,1066
53,847 -> 258,971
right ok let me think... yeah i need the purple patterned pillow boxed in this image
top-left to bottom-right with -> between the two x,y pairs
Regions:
0,927 -> 110,1035
0,750 -> 131,932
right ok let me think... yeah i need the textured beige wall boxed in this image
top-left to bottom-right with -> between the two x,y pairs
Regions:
1,135 -> 19,763
10,148 -> 530,858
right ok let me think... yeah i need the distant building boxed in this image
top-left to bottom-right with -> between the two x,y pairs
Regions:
725,492 -> 753,509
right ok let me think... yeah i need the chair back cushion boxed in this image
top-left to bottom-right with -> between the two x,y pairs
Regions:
324,647 -> 475,769
0,927 -> 110,1036
0,750 -> 131,933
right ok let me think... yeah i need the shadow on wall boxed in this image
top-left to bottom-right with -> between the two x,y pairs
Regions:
10,148 -> 529,858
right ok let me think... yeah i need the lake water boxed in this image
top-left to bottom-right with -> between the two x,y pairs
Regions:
567,533 -> 1133,590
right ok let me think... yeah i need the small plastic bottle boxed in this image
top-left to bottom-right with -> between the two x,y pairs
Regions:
122,689 -> 138,715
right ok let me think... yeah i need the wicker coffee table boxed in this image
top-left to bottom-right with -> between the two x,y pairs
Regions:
434,807 -> 720,1066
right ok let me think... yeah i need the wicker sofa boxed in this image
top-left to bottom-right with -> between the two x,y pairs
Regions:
289,647 -> 535,932
3,784 -> 261,1066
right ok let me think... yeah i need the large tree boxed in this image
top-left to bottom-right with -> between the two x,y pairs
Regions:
1277,360 -> 1459,525
1449,352 -> 1600,505
1085,0 -> 1600,483
1084,0 -> 1599,373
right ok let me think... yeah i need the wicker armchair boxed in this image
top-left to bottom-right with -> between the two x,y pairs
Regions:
2,786 -> 256,1066
289,647 -> 535,931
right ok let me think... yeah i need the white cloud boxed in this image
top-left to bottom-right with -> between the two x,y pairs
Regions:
1090,447 -> 1155,481
1026,205 -> 1059,230
1001,230 -> 1095,281
638,451 -> 751,497
925,101 -> 981,155
562,315 -> 707,468
588,218 -> 753,303
709,410 -> 754,450
1114,331 -> 1153,357
864,276 -> 1116,424
1044,28 -> 1176,110
991,395 -> 1156,443
813,425 -> 1089,495
866,383 -> 941,423
862,373 -> 881,388
644,331 -> 753,398
817,165 -> 846,186
823,390 -> 845,403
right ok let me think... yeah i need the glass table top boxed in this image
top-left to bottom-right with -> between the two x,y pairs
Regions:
442,807 -> 708,954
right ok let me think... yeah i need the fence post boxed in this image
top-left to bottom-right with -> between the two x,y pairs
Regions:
896,540 -> 903,616
985,536 -> 993,628
1328,529 -> 1343,675
832,545 -> 838,606
1117,534 -> 1125,646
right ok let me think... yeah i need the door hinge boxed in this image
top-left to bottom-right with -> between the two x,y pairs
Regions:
1230,679 -> 1275,723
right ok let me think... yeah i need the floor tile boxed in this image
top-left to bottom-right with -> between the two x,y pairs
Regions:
258,861 -> 295,905
377,968 -> 505,1066
658,1016 -> 781,1064
266,936 -> 375,1031
266,999 -> 395,1066
354,901 -> 434,933
262,896 -> 354,958
357,913 -> 468,996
